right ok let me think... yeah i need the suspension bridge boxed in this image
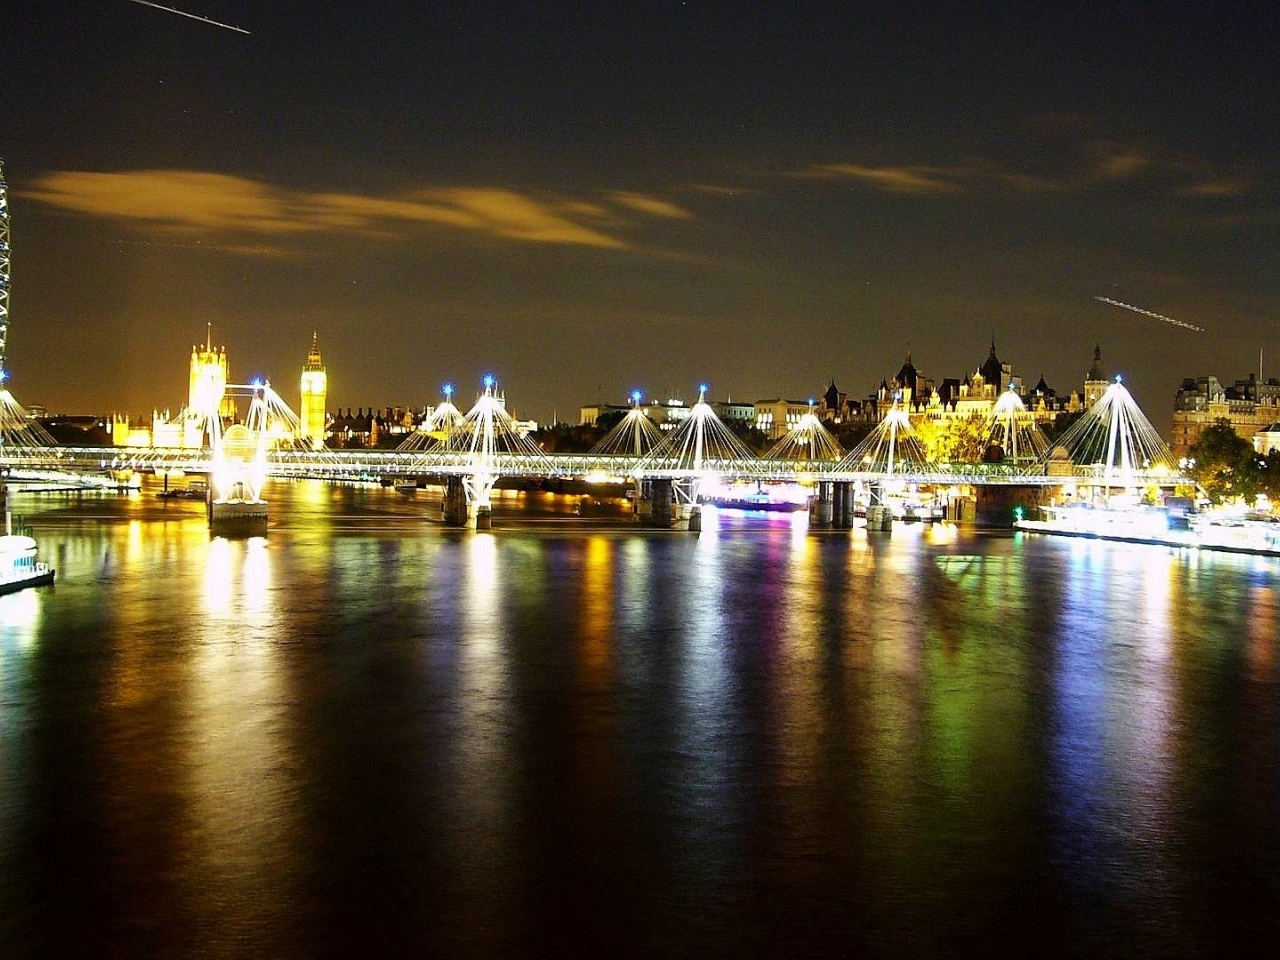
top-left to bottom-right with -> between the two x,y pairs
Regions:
2,374 -> 1191,531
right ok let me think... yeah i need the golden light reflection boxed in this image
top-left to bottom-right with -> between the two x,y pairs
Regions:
578,536 -> 614,689
241,538 -> 271,615
183,547 -> 292,935
124,519 -> 145,565
203,537 -> 234,615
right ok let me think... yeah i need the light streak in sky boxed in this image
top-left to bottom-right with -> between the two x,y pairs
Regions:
1094,296 -> 1205,333
124,0 -> 251,35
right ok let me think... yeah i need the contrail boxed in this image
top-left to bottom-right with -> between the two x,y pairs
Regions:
124,0 -> 251,35
1094,296 -> 1205,333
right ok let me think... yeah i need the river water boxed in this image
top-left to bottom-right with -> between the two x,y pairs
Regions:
1,480 -> 1277,958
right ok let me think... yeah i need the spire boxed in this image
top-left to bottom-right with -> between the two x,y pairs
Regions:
304,330 -> 325,371
980,337 -> 1003,386
1087,344 -> 1105,381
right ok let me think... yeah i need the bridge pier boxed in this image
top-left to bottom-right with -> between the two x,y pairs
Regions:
443,476 -> 469,527
865,504 -> 894,532
474,503 -> 492,530
833,480 -> 853,529
808,481 -> 833,528
209,500 -> 268,538
637,478 -> 676,528
864,481 -> 893,531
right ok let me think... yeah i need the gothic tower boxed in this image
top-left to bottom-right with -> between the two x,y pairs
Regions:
299,331 -> 328,448
187,323 -> 235,420
1083,344 -> 1108,407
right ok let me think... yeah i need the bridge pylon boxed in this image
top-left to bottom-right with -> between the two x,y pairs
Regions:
418,376 -> 551,528
206,385 -> 271,536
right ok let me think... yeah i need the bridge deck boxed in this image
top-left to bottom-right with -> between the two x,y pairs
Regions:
2,445 -> 1189,488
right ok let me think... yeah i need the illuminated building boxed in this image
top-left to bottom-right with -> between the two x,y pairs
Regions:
299,331 -> 327,449
189,324 -> 236,423
113,325 -> 238,448
753,398 -> 813,440
1170,372 -> 1280,458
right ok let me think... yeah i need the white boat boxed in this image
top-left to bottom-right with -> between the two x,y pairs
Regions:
0,533 -> 56,595
1015,504 -> 1280,557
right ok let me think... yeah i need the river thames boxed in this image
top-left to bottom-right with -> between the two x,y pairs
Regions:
1,479 -> 1278,958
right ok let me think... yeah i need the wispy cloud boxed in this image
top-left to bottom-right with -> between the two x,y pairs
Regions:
1179,178 -> 1251,198
20,170 -> 692,253
23,171 -> 313,234
799,137 -> 1254,203
608,191 -> 694,219
803,163 -> 963,195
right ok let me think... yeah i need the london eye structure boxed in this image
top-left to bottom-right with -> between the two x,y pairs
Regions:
1,158 -> 11,378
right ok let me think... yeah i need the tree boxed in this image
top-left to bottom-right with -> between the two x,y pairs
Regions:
1237,450 -> 1280,507
595,409 -> 627,431
1187,419 -> 1254,503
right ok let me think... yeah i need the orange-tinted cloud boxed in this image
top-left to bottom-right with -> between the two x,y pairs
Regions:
608,191 -> 694,219
22,170 -> 636,252
23,170 -> 312,234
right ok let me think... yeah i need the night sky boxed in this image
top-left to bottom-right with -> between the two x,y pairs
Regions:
3,1 -> 1278,424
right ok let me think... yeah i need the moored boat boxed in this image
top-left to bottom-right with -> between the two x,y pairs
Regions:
1015,503 -> 1280,557
701,491 -> 809,512
0,533 -> 56,595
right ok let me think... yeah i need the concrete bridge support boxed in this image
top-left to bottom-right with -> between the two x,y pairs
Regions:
865,504 -> 894,532
864,481 -> 892,531
832,481 -> 854,529
809,481 -> 833,528
443,475 -> 469,527
637,479 -> 676,528
209,500 -> 268,538
974,484 -> 1044,528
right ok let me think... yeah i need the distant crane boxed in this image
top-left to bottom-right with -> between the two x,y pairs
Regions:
1094,296 -> 1205,333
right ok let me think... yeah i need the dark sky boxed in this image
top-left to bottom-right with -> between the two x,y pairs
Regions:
3,1 -> 1278,423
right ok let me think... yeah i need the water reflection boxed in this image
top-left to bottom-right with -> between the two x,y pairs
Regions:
3,484 -> 1279,957
0,590 -> 42,654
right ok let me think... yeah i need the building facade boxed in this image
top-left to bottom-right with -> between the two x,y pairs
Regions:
1170,373 -> 1280,458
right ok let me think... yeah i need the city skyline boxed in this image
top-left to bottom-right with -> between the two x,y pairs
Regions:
3,1 -> 1278,420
